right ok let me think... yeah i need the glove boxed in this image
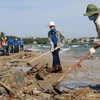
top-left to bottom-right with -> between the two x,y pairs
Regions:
51,47 -> 54,52
89,47 -> 96,55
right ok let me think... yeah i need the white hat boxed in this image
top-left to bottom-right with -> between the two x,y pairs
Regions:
15,38 -> 17,40
47,21 -> 55,27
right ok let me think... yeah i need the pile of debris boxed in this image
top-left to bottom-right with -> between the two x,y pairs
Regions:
0,62 -> 58,100
0,61 -> 100,100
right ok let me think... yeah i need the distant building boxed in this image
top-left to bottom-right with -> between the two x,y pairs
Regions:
66,38 -> 73,43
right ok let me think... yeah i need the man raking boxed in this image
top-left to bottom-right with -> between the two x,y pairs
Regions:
84,4 -> 100,54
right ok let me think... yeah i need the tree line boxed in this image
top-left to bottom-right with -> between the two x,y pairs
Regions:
0,32 -> 49,44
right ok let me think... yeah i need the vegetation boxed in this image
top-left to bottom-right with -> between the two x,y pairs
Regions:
0,32 -> 5,39
0,32 -> 49,44
35,37 -> 49,44
71,38 -> 78,43
23,37 -> 34,44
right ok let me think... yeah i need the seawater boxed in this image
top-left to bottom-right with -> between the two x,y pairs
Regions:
24,43 -> 100,60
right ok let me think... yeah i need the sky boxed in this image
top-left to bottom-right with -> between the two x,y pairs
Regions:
0,0 -> 100,39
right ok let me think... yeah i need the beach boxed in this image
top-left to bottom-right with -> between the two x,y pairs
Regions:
0,49 -> 100,99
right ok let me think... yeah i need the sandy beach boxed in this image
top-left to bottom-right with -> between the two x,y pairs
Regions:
0,51 -> 100,100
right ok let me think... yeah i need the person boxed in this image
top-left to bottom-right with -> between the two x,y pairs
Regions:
7,36 -> 14,55
1,37 -> 8,55
0,39 -> 2,52
15,38 -> 19,53
84,4 -> 100,54
0,39 -> 2,48
47,21 -> 65,72
19,38 -> 24,51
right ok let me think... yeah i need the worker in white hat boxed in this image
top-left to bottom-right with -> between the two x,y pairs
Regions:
47,21 -> 65,72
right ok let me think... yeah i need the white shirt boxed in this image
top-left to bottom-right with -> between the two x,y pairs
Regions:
2,40 -> 7,46
95,15 -> 100,45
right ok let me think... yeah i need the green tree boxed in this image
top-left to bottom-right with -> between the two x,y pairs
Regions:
83,39 -> 87,43
35,37 -> 49,44
71,38 -> 78,43
89,39 -> 94,43
78,38 -> 82,43
1,32 -> 5,37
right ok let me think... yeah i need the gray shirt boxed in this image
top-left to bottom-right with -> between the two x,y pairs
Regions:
48,29 -> 65,48
95,15 -> 100,45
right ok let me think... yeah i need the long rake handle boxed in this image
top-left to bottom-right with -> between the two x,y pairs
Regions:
63,52 -> 90,77
54,52 -> 90,86
29,46 -> 61,63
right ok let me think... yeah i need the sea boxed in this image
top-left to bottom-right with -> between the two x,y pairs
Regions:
24,43 -> 100,60
23,43 -> 100,89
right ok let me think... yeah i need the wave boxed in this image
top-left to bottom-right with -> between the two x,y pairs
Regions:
85,44 -> 90,47
61,48 -> 71,52
60,48 -> 71,53
37,45 -> 41,47
72,45 -> 80,48
42,45 -> 50,48
26,48 -> 41,52
24,45 -> 36,49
